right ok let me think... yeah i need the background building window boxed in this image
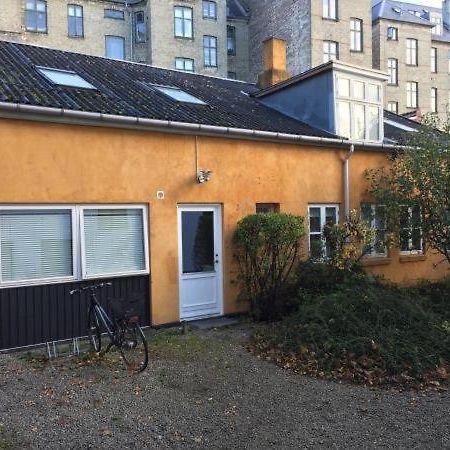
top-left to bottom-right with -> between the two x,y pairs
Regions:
406,81 -> 418,108
323,0 -> 337,20
406,38 -> 418,66
174,6 -> 193,38
105,35 -> 125,60
26,0 -> 47,33
227,26 -> 236,55
68,4 -> 83,37
431,12 -> 442,35
431,87 -> 438,113
387,101 -> 398,114
400,206 -> 423,254
134,11 -> 146,43
387,26 -> 398,40
256,203 -> 280,214
350,18 -> 363,52
104,9 -> 125,20
175,57 -> 194,72
203,35 -> 217,67
227,71 -> 236,79
431,47 -> 437,73
387,58 -> 398,85
308,205 -> 339,259
202,1 -> 217,19
323,40 -> 338,63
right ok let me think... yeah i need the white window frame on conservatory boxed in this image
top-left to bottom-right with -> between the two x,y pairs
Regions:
308,204 -> 340,259
0,204 -> 149,288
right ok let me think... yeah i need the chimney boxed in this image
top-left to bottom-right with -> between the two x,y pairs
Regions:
257,37 -> 289,89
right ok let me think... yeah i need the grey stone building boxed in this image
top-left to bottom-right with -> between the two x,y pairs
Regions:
373,0 -> 450,119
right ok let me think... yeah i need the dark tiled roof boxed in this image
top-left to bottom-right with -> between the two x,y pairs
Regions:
0,40 -> 332,138
383,109 -> 422,143
226,0 -> 250,19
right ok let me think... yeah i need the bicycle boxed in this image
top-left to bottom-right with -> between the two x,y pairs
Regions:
70,282 -> 149,373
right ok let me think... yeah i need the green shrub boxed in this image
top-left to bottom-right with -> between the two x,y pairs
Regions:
233,212 -> 305,321
254,275 -> 450,385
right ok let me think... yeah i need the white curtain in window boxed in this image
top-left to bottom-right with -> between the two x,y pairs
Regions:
83,208 -> 145,277
0,210 -> 73,282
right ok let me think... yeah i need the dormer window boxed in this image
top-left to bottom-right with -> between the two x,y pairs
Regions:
335,76 -> 382,142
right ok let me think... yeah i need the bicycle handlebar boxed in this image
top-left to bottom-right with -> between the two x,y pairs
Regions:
69,282 -> 112,295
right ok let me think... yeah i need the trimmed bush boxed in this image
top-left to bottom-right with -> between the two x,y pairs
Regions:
233,212 -> 305,320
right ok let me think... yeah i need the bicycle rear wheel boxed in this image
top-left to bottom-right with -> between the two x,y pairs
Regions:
118,322 -> 148,373
88,307 -> 102,352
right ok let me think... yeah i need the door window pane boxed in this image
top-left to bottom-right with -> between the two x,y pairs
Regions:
83,209 -> 146,277
182,211 -> 214,273
0,210 -> 73,282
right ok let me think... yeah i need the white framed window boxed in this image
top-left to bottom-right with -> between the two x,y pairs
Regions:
387,101 -> 398,114
387,58 -> 398,85
323,40 -> 339,63
203,35 -> 218,67
26,0 -> 47,32
335,76 -> 383,142
400,206 -> 423,254
431,47 -> 437,73
0,205 -> 149,288
175,57 -> 194,72
406,38 -> 418,66
431,12 -> 442,35
68,4 -> 83,37
174,6 -> 193,38
134,11 -> 146,43
323,0 -> 337,20
308,205 -> 339,259
361,204 -> 387,257
350,18 -> 363,52
105,35 -> 125,60
387,26 -> 398,40
202,0 -> 217,19
431,87 -> 438,113
406,81 -> 418,108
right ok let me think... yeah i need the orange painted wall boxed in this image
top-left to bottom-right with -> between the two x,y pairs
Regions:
0,118 -> 447,324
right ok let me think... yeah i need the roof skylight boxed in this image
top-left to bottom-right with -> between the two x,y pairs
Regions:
37,67 -> 96,89
154,85 -> 206,105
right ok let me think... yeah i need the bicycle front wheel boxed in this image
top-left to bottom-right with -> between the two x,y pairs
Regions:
119,323 -> 148,373
88,307 -> 102,353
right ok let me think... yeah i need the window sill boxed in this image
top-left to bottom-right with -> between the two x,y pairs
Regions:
175,36 -> 194,41
68,35 -> 84,39
350,50 -> 364,53
362,257 -> 391,267
399,254 -> 426,263
387,83 -> 398,87
322,17 -> 339,22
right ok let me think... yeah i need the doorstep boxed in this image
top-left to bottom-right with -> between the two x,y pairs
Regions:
188,317 -> 240,330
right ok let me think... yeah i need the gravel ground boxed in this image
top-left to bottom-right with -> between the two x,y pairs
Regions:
0,324 -> 449,449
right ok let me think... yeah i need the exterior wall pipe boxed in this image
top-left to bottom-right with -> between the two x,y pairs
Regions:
344,144 -> 355,221
0,101 -> 403,152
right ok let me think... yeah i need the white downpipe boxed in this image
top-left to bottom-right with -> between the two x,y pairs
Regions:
344,144 -> 355,221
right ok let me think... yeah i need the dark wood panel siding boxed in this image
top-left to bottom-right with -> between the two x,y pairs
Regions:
0,275 -> 150,351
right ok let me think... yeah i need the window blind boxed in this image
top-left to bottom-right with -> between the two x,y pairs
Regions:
83,208 -> 145,277
0,210 -> 73,282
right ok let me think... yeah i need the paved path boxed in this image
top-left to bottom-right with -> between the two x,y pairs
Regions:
0,326 -> 449,449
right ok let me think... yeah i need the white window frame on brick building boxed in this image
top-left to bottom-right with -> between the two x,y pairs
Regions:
203,35 -> 218,67
431,12 -> 442,35
387,58 -> 398,85
175,57 -> 194,72
227,25 -> 236,56
431,87 -> 438,113
322,0 -> 338,20
387,26 -> 398,40
323,41 -> 339,63
406,81 -> 418,108
350,18 -> 363,52
202,1 -> 217,20
174,6 -> 193,39
26,0 -> 48,33
387,101 -> 399,114
406,38 -> 418,66
134,11 -> 146,43
68,4 -> 83,38
105,35 -> 125,60
431,47 -> 437,73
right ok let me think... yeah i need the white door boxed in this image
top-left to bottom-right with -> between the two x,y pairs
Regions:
178,205 -> 223,320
